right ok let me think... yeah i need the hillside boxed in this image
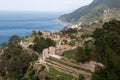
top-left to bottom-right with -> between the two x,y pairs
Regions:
58,0 -> 120,24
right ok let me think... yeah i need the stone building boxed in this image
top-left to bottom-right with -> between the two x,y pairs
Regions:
42,31 -> 51,36
39,46 -> 56,63
49,47 -> 56,55
42,48 -> 49,58
103,9 -> 111,22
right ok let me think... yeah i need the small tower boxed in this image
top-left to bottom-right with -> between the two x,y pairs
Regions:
103,9 -> 111,22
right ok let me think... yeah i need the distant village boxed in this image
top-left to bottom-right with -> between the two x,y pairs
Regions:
20,30 -> 77,63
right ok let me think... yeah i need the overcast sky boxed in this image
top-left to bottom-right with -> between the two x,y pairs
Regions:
0,0 -> 93,13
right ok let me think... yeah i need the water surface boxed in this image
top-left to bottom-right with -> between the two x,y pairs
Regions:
0,12 -> 64,46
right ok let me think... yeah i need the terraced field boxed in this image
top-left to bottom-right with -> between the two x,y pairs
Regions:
48,57 -> 92,73
46,57 -> 92,80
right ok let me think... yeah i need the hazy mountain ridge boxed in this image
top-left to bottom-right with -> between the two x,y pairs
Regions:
58,0 -> 120,24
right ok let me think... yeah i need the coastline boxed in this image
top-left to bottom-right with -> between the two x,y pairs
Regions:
56,18 -> 72,26
0,14 -> 65,47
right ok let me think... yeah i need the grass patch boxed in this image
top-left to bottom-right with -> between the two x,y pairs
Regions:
25,35 -> 35,43
63,49 -> 77,59
49,68 -> 78,80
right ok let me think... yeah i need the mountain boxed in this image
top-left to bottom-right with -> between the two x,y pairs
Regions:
58,0 -> 120,24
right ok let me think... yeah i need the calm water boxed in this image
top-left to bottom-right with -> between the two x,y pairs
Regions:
0,12 -> 64,46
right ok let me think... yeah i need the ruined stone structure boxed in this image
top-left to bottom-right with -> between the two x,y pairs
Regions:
103,9 -> 111,22
39,39 -> 71,63
42,48 -> 49,62
39,46 -> 56,63
49,47 -> 56,55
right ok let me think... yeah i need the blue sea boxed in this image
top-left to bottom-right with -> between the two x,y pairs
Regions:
0,12 -> 64,46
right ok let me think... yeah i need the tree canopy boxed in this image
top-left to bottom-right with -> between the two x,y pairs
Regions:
0,35 -> 36,80
33,37 -> 56,53
92,20 -> 120,80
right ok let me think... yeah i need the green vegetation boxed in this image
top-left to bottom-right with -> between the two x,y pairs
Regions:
8,35 -> 21,45
63,46 -> 92,63
49,68 -> 78,80
78,74 -> 85,80
92,20 -> 120,80
75,47 -> 91,63
61,28 -> 78,39
25,35 -> 35,43
59,0 -> 120,23
63,49 -> 77,59
81,32 -> 92,39
0,35 -> 37,80
61,28 -> 78,35
31,37 -> 56,53
25,31 -> 43,43
25,69 -> 37,80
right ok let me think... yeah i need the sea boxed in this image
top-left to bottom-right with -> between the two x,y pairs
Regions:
0,11 -> 64,47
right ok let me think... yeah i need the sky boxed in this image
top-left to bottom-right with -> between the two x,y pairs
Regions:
0,0 -> 93,13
